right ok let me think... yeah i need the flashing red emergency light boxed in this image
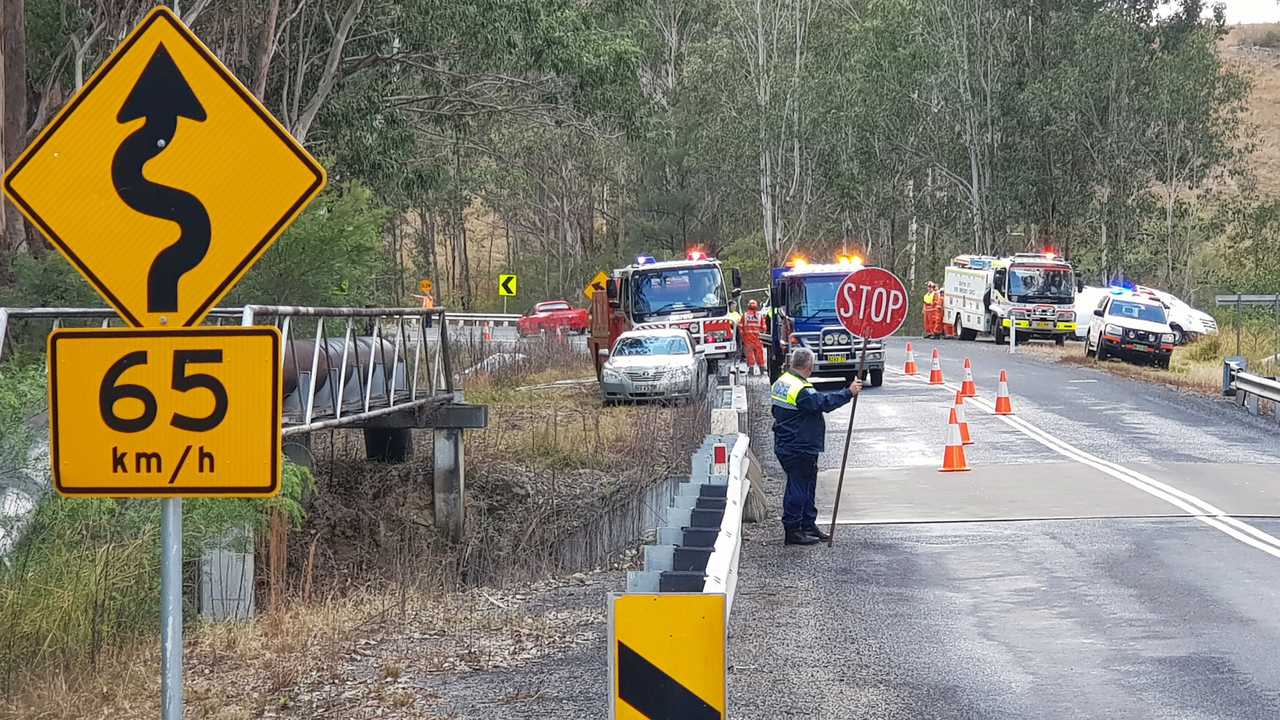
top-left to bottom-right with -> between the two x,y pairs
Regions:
789,256 -> 809,269
687,249 -> 707,261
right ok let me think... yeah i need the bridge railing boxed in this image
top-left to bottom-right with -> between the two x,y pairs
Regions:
0,305 -> 458,434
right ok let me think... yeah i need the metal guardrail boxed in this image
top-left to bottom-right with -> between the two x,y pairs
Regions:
1216,294 -> 1280,308
625,366 -> 751,609
446,312 -> 520,327
1224,357 -> 1280,423
0,305 -> 458,435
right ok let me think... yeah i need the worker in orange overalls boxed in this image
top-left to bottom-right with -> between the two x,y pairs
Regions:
923,281 -> 943,339
742,299 -> 768,376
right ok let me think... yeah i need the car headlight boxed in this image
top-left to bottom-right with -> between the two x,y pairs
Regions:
602,368 -> 624,383
839,333 -> 851,344
1105,324 -> 1122,336
823,335 -> 835,346
1162,333 -> 1176,343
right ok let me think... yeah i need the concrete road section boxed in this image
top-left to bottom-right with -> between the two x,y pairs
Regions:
732,337 -> 1280,718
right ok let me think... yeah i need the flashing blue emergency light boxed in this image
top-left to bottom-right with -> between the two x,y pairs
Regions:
636,255 -> 656,265
1109,279 -> 1136,295
969,258 -> 992,270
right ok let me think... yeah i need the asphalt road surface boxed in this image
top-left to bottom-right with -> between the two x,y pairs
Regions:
730,336 -> 1280,719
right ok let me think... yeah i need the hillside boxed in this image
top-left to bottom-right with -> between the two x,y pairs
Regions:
1224,24 -> 1280,196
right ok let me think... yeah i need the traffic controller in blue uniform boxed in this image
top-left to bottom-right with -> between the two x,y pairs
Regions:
771,347 -> 862,546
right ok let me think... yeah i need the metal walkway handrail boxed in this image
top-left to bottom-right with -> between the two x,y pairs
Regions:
0,305 -> 458,434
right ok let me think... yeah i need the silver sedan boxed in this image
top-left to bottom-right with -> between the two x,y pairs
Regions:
598,329 -> 707,405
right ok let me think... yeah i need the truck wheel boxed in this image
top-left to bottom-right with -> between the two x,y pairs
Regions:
1055,335 -> 1066,347
768,353 -> 782,383
1085,337 -> 1095,358
868,369 -> 884,388
956,317 -> 977,342
1096,342 -> 1108,362
992,319 -> 1005,345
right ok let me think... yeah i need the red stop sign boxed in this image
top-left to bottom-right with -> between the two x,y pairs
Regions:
835,267 -> 909,340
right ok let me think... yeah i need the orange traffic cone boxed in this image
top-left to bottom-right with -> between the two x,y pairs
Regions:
904,343 -> 919,376
995,369 -> 1015,415
954,391 -> 973,445
940,407 -> 971,473
960,358 -> 978,397
928,349 -> 945,385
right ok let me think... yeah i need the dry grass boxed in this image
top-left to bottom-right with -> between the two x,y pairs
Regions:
1224,25 -> 1280,196
2,576 -> 607,719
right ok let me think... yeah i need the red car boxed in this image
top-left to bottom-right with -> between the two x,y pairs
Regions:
517,300 -> 589,336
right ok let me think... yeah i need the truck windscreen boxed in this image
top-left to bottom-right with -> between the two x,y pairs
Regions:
632,267 -> 727,320
1009,267 -> 1074,302
786,276 -> 842,318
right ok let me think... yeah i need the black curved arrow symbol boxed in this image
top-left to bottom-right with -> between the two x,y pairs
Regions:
111,43 -> 210,314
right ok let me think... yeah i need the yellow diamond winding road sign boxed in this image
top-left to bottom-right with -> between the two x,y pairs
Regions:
1,6 -> 325,328
48,326 -> 282,498
584,270 -> 609,301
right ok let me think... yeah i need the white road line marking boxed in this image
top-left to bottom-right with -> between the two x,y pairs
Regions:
886,367 -> 1280,557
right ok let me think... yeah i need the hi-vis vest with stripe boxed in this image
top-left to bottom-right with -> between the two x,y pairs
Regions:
771,371 -> 813,409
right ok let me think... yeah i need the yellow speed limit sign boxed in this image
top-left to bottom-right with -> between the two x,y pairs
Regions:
47,326 -> 282,497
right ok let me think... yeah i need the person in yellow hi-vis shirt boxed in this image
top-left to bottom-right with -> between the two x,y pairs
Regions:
923,281 -> 943,338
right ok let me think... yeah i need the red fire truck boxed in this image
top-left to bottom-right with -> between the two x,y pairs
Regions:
589,250 -> 742,378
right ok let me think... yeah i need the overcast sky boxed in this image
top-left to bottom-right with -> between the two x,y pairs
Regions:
1214,0 -> 1280,24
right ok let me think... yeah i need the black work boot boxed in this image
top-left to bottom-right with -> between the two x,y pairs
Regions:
784,528 -> 820,546
806,525 -> 831,542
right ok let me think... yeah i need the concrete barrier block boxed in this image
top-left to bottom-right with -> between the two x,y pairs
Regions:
643,544 -> 675,572
626,571 -> 660,593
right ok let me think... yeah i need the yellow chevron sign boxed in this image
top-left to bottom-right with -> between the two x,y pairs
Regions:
609,593 -> 726,719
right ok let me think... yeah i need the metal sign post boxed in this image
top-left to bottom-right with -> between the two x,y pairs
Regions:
827,268 -> 909,545
1010,318 -> 1016,354
827,335 -> 870,546
161,499 -> 183,720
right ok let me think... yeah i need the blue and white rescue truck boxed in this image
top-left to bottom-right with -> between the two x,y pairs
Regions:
943,252 -> 1078,345
767,256 -> 886,387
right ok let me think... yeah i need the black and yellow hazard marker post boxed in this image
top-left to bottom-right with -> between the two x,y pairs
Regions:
608,593 -> 727,719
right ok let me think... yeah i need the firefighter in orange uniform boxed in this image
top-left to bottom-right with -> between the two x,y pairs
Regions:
742,299 -> 768,376
923,281 -> 943,339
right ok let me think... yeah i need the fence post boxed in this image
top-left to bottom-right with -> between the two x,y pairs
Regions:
1237,292 -> 1243,357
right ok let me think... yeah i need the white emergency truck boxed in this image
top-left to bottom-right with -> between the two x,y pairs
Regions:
943,253 -> 1078,345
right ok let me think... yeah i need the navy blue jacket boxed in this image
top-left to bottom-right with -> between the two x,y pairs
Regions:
770,371 -> 854,456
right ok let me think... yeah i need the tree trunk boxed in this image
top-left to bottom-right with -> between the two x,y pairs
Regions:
3,0 -> 29,252
907,179 -> 918,287
252,0 -> 282,98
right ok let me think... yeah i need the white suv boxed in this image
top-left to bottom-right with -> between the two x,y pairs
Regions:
1086,291 -> 1178,369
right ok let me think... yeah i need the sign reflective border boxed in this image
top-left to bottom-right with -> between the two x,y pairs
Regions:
48,326 -> 281,498
609,593 -> 726,719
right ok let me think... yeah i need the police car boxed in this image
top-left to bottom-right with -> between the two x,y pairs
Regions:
1084,288 -> 1178,369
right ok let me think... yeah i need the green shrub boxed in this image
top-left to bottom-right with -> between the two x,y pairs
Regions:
0,459 -> 312,690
